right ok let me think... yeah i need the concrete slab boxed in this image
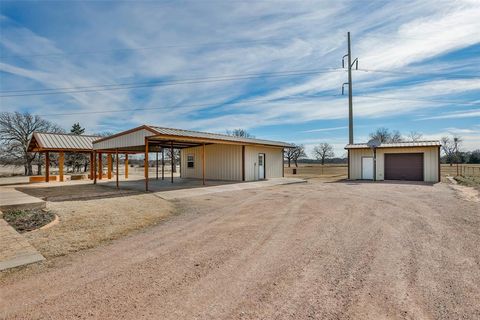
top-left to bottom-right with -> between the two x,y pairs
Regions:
157,178 -> 306,200
0,219 -> 45,271
0,187 -> 46,212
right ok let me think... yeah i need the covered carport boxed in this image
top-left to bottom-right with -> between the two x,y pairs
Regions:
93,125 -> 291,191
27,132 -> 134,183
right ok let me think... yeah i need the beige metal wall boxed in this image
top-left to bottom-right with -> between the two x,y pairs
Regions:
244,145 -> 283,181
349,148 -> 374,180
94,129 -> 153,150
349,147 -> 439,182
180,144 -> 242,181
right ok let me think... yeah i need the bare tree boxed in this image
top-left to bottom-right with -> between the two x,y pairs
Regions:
313,143 -> 335,165
286,144 -> 306,167
284,148 -> 295,167
0,112 -> 64,175
408,131 -> 423,142
441,135 -> 462,166
165,148 -> 180,172
226,129 -> 254,138
369,127 -> 403,143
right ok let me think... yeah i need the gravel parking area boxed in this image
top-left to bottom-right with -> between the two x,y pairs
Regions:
1,180 -> 479,319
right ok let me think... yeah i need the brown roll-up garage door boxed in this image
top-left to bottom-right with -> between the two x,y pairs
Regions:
384,153 -> 424,181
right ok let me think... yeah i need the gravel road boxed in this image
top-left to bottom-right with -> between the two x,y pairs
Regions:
1,180 -> 479,319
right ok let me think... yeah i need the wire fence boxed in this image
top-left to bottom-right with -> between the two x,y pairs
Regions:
441,164 -> 480,177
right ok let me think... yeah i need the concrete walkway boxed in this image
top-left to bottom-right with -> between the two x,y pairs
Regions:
0,186 -> 46,211
157,178 -> 306,200
0,219 -> 45,271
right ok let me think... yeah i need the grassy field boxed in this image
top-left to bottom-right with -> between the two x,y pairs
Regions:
284,164 -> 347,180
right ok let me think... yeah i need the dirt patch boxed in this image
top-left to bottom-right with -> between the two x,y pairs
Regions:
15,184 -> 136,201
3,209 -> 55,233
21,191 -> 173,258
1,181 -> 479,319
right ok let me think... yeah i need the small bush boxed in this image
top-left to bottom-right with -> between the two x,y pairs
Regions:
454,176 -> 480,189
3,209 -> 55,233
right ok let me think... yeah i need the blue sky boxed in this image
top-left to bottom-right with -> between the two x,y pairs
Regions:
0,0 -> 479,157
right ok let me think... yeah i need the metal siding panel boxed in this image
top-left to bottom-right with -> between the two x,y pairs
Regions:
180,144 -> 242,181
349,149 -> 373,179
376,147 -> 438,182
244,145 -> 283,181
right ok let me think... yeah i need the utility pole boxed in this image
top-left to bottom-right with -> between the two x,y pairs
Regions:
342,32 -> 358,145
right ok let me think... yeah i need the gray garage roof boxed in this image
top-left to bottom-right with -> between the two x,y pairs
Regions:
28,132 -> 101,152
345,140 -> 442,149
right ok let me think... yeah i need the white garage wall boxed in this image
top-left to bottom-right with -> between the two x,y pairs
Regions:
349,147 -> 439,182
244,146 -> 284,181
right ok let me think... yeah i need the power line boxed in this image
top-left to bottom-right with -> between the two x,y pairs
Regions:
355,94 -> 480,106
0,68 -> 344,97
355,68 -> 480,79
0,37 -> 292,59
31,92 -> 478,118
35,94 -> 342,117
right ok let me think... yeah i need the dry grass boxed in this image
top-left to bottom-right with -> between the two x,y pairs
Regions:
284,164 -> 347,181
22,187 -> 173,258
441,164 -> 480,177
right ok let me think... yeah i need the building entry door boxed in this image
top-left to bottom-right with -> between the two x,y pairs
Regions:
258,153 -> 265,180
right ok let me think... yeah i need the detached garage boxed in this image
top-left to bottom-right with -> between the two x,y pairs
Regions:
346,141 -> 441,183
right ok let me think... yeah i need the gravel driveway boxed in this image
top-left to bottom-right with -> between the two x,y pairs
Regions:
1,180 -> 479,319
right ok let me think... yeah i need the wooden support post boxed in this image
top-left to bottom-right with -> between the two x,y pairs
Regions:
202,143 -> 206,185
116,149 -> 119,189
171,141 -> 174,183
107,154 -> 112,179
59,151 -> 64,182
125,154 -> 129,179
89,152 -> 94,180
98,152 -> 103,180
45,151 -> 50,182
162,148 -> 165,180
93,151 -> 97,184
156,151 -> 159,180
145,138 -> 149,191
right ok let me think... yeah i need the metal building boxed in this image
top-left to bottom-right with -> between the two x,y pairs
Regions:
345,141 -> 442,183
93,125 -> 293,190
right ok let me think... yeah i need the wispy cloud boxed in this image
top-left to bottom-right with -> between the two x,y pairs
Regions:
0,0 -> 479,150
303,126 -> 348,133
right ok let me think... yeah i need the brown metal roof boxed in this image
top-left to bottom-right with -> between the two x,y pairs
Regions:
93,125 -> 294,148
345,140 -> 442,149
28,132 -> 101,152
148,126 -> 293,147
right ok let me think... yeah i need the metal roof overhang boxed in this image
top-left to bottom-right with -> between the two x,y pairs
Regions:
27,133 -> 137,154
92,125 -> 291,151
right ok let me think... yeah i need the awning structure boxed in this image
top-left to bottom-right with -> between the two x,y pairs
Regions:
27,125 -> 293,191
93,125 -> 293,151
92,125 -> 293,191
28,132 -> 101,153
27,132 -> 132,183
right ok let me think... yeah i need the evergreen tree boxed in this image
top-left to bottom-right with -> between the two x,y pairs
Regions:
71,122 -> 85,135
